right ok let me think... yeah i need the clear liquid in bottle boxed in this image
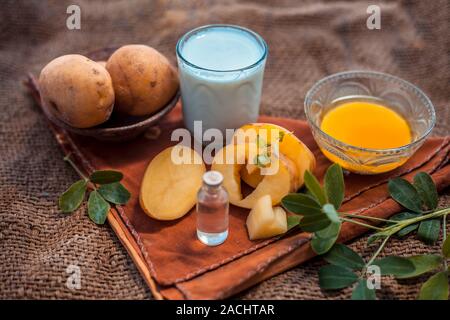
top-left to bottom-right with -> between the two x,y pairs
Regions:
196,171 -> 229,246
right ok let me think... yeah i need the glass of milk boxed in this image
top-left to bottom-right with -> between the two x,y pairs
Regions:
176,25 -> 268,137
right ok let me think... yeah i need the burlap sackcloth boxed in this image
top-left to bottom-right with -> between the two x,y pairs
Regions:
1,0 -> 449,299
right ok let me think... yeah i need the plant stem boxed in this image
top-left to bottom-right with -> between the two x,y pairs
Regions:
364,235 -> 390,271
64,154 -> 88,181
400,208 -> 450,226
63,154 -> 97,190
342,213 -> 393,223
340,217 -> 384,231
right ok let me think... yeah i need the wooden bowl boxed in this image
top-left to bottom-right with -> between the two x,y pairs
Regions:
39,47 -> 180,142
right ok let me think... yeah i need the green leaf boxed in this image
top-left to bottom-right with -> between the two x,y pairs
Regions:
389,212 -> 421,237
88,191 -> 110,225
58,180 -> 87,213
89,170 -> 123,184
319,264 -> 358,290
351,279 -> 376,300
443,236 -> 450,258
98,182 -> 131,205
417,219 -> 441,245
324,164 -> 345,210
413,172 -> 438,210
281,193 -> 322,215
371,256 -> 415,276
396,255 -> 444,279
389,211 -> 421,222
322,204 -> 341,223
304,170 -> 327,205
311,222 -> 341,255
418,271 -> 449,300
298,213 -> 331,232
396,224 -> 419,238
287,215 -> 301,230
388,178 -> 423,213
324,243 -> 365,270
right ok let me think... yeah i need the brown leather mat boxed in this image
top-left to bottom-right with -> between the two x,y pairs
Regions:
2,0 -> 449,299
25,76 -> 450,298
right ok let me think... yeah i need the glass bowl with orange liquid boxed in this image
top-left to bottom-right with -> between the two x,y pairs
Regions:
304,71 -> 436,174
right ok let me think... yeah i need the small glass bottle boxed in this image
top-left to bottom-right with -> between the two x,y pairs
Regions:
196,171 -> 229,246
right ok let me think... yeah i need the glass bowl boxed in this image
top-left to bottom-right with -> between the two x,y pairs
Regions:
304,71 -> 436,174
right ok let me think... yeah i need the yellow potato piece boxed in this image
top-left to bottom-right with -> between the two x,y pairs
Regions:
272,207 -> 288,233
240,164 -> 263,188
237,154 -> 294,209
246,195 -> 288,240
140,146 -> 205,220
233,123 -> 316,190
211,143 -> 295,209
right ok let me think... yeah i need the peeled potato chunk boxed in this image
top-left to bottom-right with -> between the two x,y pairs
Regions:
140,146 -> 206,220
246,195 -> 288,240
233,123 -> 316,190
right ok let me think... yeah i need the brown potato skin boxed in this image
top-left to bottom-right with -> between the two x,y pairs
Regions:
106,45 -> 179,116
39,54 -> 114,128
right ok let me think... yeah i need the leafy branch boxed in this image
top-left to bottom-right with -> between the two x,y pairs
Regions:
282,164 -> 450,300
59,154 -> 131,224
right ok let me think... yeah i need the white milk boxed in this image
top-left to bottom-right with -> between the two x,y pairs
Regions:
176,25 -> 267,137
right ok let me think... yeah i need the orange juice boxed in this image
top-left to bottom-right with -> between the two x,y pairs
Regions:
320,100 -> 412,173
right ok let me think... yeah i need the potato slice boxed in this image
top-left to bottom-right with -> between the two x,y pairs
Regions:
211,143 -> 249,205
140,146 -> 205,220
233,123 -> 316,190
246,195 -> 288,240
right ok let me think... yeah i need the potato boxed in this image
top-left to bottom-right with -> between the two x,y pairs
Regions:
96,60 -> 107,67
39,54 -> 114,128
233,123 -> 316,190
211,143 -> 296,209
106,45 -> 179,116
240,164 -> 263,188
246,195 -> 288,240
140,146 -> 206,220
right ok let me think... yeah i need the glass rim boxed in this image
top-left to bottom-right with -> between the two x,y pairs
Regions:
304,70 -> 436,154
176,24 -> 268,73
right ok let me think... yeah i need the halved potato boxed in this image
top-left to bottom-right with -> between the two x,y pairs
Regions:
233,123 -> 316,190
211,143 -> 296,209
246,195 -> 288,240
140,146 -> 206,220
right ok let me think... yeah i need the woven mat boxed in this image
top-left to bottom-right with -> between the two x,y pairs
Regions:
1,0 -> 449,299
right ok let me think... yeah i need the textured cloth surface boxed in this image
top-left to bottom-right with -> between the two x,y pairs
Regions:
1,0 -> 449,299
